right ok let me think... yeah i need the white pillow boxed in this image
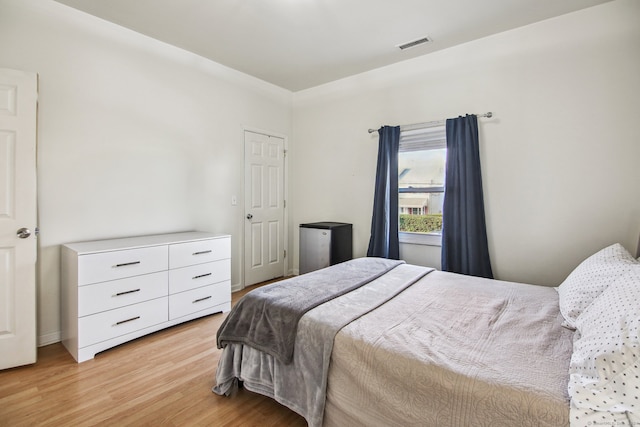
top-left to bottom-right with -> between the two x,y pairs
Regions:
557,243 -> 639,329
568,266 -> 640,424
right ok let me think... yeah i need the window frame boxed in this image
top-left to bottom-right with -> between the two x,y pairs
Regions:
398,125 -> 446,247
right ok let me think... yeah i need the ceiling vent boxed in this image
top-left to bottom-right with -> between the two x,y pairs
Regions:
397,36 -> 432,51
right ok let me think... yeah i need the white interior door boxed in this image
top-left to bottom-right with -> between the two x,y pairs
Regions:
244,131 -> 285,286
0,69 -> 38,370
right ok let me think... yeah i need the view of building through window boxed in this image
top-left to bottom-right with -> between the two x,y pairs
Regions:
398,147 -> 446,234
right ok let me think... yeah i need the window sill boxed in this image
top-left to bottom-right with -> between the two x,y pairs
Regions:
399,232 -> 442,247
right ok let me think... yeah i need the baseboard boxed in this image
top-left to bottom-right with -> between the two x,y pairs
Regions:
39,331 -> 61,347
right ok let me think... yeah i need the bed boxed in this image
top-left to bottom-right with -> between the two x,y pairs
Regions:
213,244 -> 640,426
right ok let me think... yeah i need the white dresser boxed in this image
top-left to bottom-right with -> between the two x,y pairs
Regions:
61,231 -> 231,362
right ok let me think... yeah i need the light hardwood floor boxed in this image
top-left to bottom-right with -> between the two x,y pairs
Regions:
0,281 -> 306,427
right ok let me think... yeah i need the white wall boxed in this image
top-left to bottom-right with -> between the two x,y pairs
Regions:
292,0 -> 640,285
0,0 -> 293,345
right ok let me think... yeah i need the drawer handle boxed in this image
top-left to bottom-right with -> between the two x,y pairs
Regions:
192,250 -> 212,256
113,288 -> 141,297
193,296 -> 212,304
114,316 -> 140,326
113,261 -> 141,268
192,273 -> 212,280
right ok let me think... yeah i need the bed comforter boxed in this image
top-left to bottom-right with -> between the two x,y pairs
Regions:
214,260 -> 574,427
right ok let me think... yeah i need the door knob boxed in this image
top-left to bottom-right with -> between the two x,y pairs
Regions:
17,228 -> 31,239
246,214 -> 253,220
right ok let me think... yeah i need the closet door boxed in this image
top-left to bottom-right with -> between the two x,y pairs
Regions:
0,69 -> 38,370
244,131 -> 285,286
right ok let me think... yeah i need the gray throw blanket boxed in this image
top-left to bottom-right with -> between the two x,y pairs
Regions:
216,257 -> 404,364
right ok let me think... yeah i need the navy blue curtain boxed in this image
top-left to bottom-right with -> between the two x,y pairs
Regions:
367,126 -> 401,259
441,115 -> 493,278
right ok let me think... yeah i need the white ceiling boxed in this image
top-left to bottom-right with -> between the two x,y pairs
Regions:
53,0 -> 613,91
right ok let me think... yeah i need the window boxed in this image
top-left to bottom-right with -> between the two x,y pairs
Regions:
398,125 -> 446,246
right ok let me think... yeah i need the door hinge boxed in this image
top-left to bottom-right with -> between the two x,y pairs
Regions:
284,250 -> 287,258
284,200 -> 286,208
283,149 -> 287,158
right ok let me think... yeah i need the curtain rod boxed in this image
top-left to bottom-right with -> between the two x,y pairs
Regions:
367,112 -> 493,134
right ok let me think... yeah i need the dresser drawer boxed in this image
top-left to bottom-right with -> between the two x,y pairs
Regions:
168,259 -> 231,294
78,271 -> 168,317
78,297 -> 168,348
169,238 -> 230,269
169,282 -> 230,320
78,245 -> 168,286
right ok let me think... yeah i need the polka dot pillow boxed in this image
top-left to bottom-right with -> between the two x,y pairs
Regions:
568,265 -> 640,425
557,243 -> 639,329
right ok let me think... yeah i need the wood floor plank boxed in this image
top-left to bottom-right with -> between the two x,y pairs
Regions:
0,280 -> 306,426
